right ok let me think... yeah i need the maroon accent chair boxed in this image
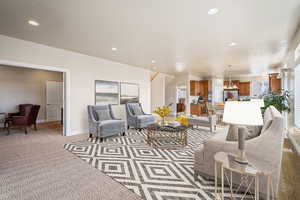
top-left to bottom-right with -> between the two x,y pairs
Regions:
5,104 -> 40,135
30,105 -> 40,131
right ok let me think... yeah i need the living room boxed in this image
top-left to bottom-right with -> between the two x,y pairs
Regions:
0,1 -> 300,200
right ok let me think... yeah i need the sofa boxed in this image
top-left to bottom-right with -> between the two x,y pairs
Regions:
126,103 -> 155,130
87,105 -> 126,141
194,106 -> 284,198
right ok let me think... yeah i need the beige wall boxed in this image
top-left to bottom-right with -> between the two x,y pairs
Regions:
151,73 -> 175,114
0,35 -> 151,135
151,73 -> 165,112
165,76 -> 176,115
0,65 -> 63,122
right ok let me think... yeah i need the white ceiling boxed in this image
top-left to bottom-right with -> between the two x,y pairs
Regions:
0,0 -> 299,77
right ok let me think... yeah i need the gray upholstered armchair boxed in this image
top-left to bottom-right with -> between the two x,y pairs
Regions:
87,105 -> 126,142
126,103 -> 155,130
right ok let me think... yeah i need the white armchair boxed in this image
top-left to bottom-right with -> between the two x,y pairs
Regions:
194,106 -> 284,199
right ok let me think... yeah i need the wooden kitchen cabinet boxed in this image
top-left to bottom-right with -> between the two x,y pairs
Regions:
269,73 -> 281,94
200,80 -> 211,100
190,80 -> 211,100
190,80 -> 200,96
190,103 -> 206,116
239,82 -> 251,96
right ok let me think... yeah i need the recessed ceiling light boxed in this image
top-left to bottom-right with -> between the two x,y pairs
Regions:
208,8 -> 219,15
228,42 -> 236,47
111,47 -> 117,51
151,60 -> 156,64
28,20 -> 39,26
175,62 -> 186,72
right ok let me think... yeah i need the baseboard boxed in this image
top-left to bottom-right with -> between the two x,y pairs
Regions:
67,129 -> 89,136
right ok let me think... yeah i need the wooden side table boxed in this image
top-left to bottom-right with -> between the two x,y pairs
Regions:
214,152 -> 274,200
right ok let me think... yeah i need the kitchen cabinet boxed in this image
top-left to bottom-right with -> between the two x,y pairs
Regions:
190,103 -> 206,116
190,80 -> 200,96
200,80 -> 211,100
269,73 -> 281,94
190,80 -> 211,100
239,82 -> 251,96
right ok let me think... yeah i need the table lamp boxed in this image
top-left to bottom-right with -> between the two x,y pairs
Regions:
223,101 -> 263,164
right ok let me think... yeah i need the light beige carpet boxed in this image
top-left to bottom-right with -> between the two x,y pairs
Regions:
0,124 -> 299,200
0,124 -> 141,200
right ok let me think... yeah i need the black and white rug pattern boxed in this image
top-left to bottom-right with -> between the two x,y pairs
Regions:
64,128 -> 242,200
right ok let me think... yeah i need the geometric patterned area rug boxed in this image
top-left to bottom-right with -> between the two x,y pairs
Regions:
64,127 -> 241,200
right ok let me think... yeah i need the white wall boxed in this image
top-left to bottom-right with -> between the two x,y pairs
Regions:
165,76 -> 176,115
0,35 -> 151,135
151,73 -> 165,111
0,65 -> 63,122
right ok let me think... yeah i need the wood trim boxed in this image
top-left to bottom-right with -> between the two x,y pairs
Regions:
0,59 -> 70,136
151,72 -> 159,81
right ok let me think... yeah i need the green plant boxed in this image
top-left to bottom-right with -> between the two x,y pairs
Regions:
262,90 -> 291,113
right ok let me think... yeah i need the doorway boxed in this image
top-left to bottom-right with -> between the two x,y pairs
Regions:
46,81 -> 63,123
0,60 -> 70,136
176,85 -> 187,115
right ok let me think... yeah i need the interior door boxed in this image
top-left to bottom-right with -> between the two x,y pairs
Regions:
46,81 -> 63,122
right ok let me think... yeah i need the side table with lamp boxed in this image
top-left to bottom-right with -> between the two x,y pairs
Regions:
214,101 -> 274,200
223,101 -> 264,164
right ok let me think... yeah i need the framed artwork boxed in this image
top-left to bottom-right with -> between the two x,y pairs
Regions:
95,80 -> 119,105
120,82 -> 139,104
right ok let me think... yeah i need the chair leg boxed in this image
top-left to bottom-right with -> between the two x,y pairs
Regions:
194,171 -> 199,181
138,128 -> 142,132
127,125 -> 130,129
24,126 -> 28,134
122,132 -> 126,136
100,138 -> 103,143
89,133 -> 92,138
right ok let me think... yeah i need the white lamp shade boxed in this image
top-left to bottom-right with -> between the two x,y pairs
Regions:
223,101 -> 263,126
250,99 -> 265,108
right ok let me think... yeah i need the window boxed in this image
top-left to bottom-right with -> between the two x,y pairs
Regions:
295,64 -> 300,128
